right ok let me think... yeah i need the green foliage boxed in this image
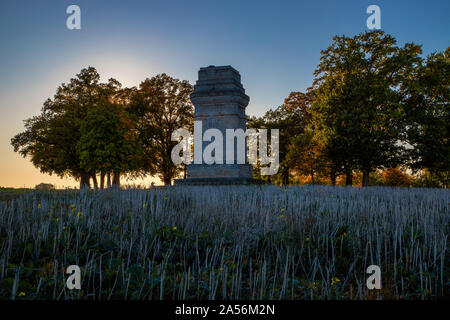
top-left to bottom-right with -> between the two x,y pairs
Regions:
404,47 -> 450,187
77,99 -> 143,177
311,31 -> 423,186
127,74 -> 193,185
10,67 -> 128,188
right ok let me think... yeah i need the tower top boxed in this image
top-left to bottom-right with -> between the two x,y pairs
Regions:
191,65 -> 248,103
198,65 -> 241,82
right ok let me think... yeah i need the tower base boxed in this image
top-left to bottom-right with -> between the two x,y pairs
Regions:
174,177 -> 265,185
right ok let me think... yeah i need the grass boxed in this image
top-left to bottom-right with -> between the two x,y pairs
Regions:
0,187 -> 31,202
0,185 -> 448,300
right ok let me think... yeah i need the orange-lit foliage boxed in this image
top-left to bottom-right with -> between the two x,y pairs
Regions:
336,172 -> 361,186
382,168 -> 413,187
294,174 -> 330,185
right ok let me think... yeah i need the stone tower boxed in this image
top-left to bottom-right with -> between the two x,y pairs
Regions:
175,65 -> 261,185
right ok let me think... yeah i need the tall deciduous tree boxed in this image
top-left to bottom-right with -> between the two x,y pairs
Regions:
311,31 -> 422,186
11,67 -> 128,188
286,129 -> 328,184
77,99 -> 143,188
405,47 -> 450,187
248,92 -> 312,185
128,74 -> 193,186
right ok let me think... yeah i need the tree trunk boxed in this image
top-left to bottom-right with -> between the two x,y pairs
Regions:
106,173 -> 111,188
345,169 -> 353,186
163,176 -> 171,186
112,172 -> 120,188
362,169 -> 370,187
330,170 -> 336,186
91,173 -> 98,189
282,167 -> 289,186
100,172 -> 105,189
80,172 -> 90,189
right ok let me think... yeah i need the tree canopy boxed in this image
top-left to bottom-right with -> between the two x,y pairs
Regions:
127,74 -> 193,185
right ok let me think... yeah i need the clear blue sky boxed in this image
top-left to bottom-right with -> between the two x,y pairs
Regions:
0,0 -> 449,187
